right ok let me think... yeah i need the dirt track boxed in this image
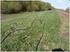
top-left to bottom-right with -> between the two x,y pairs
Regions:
57,11 -> 69,39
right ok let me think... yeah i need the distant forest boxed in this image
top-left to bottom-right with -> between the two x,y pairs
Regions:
1,1 -> 54,14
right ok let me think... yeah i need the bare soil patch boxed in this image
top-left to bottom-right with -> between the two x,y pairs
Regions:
57,11 -> 69,39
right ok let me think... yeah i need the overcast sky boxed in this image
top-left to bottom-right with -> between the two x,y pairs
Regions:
41,0 -> 70,10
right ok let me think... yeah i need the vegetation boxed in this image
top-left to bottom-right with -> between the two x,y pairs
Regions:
1,0 -> 69,51
65,8 -> 69,13
1,11 -> 69,51
1,1 -> 53,14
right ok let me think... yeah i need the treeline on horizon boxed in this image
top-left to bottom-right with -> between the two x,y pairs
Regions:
1,1 -> 54,14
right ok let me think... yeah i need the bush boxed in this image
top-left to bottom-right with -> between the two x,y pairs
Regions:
45,3 -> 53,10
66,8 -> 69,13
1,1 -> 53,14
1,1 -> 22,14
1,1 -> 9,13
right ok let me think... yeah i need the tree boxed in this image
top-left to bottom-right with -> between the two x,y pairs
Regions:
1,1 -> 9,13
1,1 -> 53,14
1,1 -> 22,13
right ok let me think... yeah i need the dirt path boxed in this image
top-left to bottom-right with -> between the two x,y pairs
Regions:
57,11 -> 69,39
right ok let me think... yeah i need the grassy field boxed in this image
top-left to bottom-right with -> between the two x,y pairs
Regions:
1,11 -> 69,51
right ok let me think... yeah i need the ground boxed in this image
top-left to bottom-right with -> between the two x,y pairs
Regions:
57,10 -> 69,40
1,10 -> 69,51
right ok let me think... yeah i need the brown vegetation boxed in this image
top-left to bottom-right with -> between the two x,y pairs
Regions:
58,11 -> 69,39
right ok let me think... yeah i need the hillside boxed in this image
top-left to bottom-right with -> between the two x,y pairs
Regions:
57,10 -> 69,40
1,11 -> 69,51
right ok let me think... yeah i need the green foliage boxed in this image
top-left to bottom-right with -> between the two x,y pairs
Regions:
46,3 -> 53,10
1,1 -> 9,13
1,1 -> 53,14
1,1 -> 22,13
8,1 -> 22,12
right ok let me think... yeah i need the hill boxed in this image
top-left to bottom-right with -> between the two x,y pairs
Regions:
1,11 -> 69,51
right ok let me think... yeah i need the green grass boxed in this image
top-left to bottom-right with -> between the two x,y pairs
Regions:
1,11 -> 69,51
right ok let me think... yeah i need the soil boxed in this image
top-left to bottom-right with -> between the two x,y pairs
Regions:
57,10 -> 69,39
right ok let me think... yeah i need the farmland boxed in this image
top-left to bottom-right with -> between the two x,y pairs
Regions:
1,11 -> 69,51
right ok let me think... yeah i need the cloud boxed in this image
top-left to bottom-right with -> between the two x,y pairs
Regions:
58,0 -> 63,2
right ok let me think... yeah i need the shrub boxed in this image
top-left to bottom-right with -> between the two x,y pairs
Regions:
66,8 -> 70,13
1,1 -> 53,14
1,1 -> 22,14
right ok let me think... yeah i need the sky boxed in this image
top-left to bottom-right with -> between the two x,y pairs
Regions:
42,0 -> 70,10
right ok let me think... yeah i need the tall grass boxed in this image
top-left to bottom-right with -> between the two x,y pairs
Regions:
1,11 -> 69,51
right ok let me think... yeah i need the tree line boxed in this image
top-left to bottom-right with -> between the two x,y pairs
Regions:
1,1 -> 54,14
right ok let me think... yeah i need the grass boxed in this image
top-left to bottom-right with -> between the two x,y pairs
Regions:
1,11 -> 69,51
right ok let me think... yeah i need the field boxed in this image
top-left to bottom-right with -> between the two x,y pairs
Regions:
1,11 -> 69,51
